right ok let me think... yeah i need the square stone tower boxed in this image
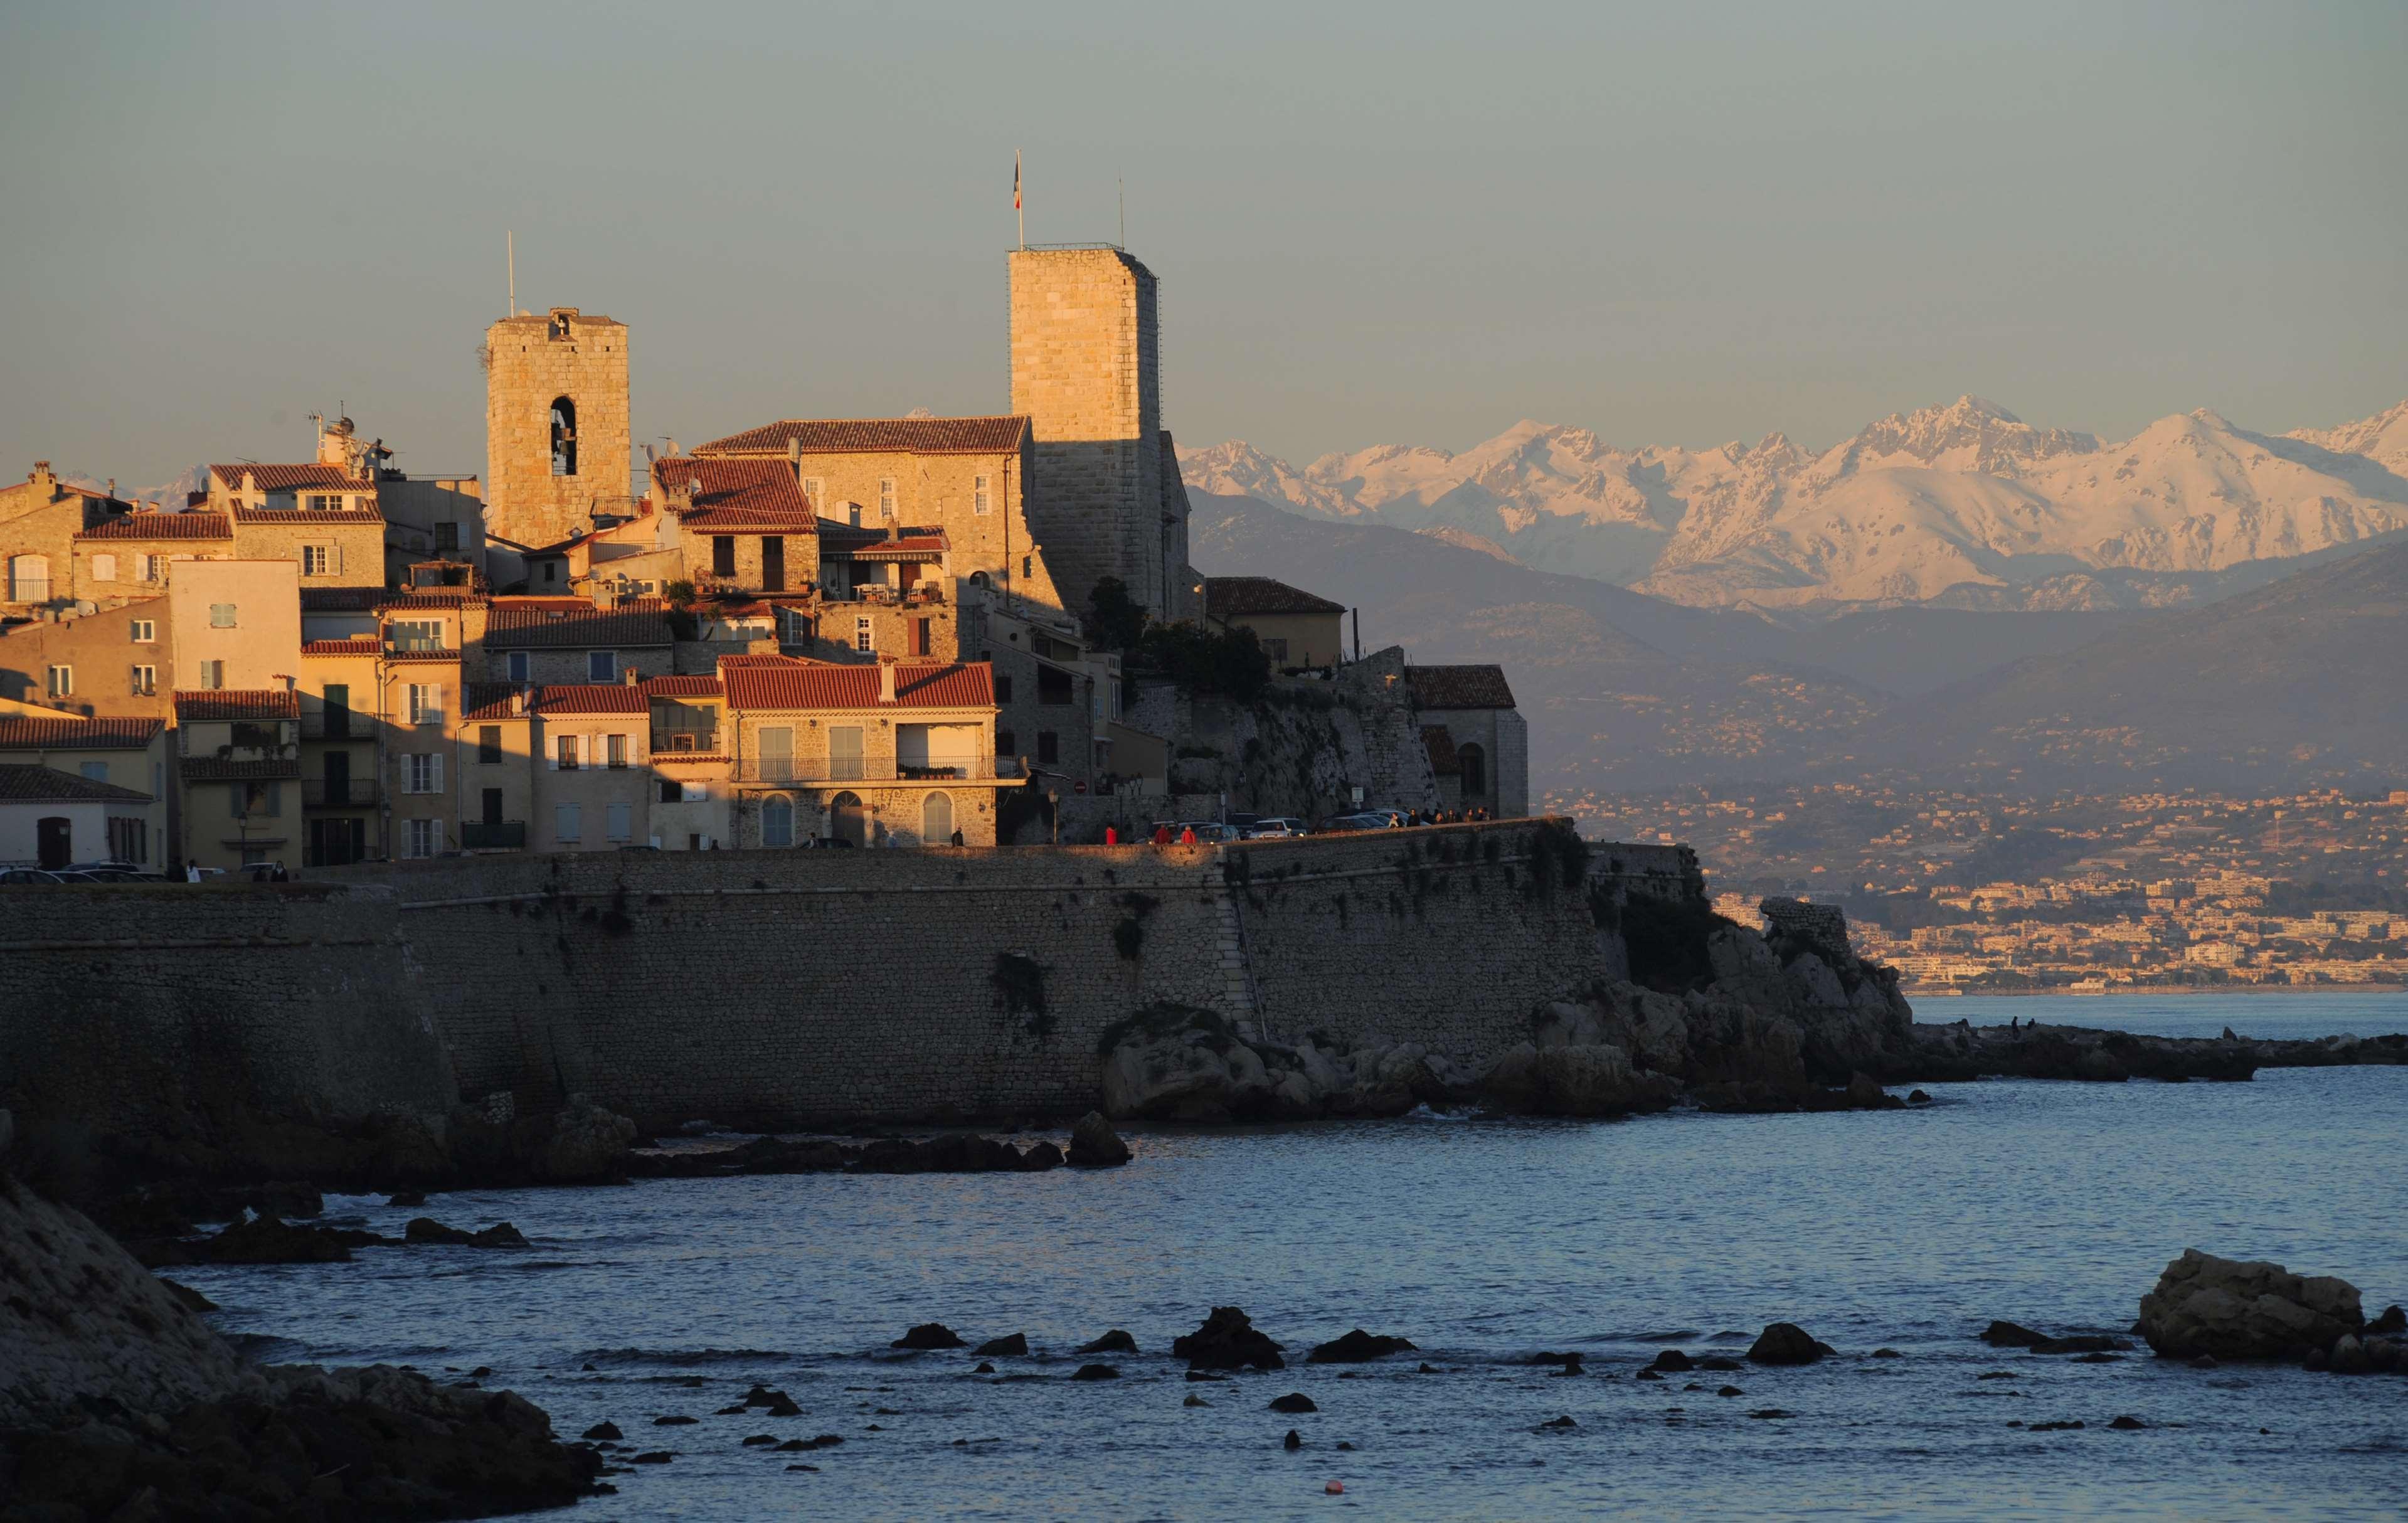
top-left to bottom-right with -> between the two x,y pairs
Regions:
483,307 -> 629,551
1009,248 -> 1168,619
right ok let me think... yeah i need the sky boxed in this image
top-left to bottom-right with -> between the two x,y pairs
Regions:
3,0 -> 2404,490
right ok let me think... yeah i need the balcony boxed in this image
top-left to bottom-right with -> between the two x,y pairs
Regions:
303,778 -> 381,809
300,711 -> 359,740
462,821 -> 528,851
652,730 -> 719,755
736,755 -> 1021,785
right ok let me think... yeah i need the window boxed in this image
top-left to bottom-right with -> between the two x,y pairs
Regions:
199,659 -> 225,689
130,664 -> 155,696
407,683 -> 445,724
923,791 -> 954,842
231,721 -> 280,751
550,396 -> 578,476
1458,742 -> 1487,797
406,752 -> 443,794
6,553 -> 50,602
973,475 -> 992,515
233,780 -> 280,817
762,536 -> 785,591
605,733 -> 629,768
878,477 -> 896,520
854,616 -> 872,654
92,553 -> 117,582
910,617 -> 931,657
554,802 -> 582,844
390,619 -> 443,651
588,650 -> 617,682
80,760 -> 109,782
995,674 -> 1013,704
541,562 -> 558,585
712,536 -> 736,578
1037,663 -> 1073,706
829,726 -> 864,781
659,778 -> 680,804
554,735 -> 581,770
323,684 -> 351,738
210,603 -> 236,628
45,665 -> 71,698
139,554 -> 162,583
306,494 -> 340,512
997,728 -> 1016,758
1037,731 -> 1058,764
129,619 -> 153,642
406,817 -> 439,859
301,545 -> 333,576
756,725 -> 792,782
479,724 -> 502,763
435,521 -> 460,551
507,650 -> 530,682
761,795 -> 793,848
606,801 -> 632,842
109,816 -> 145,866
802,477 -> 823,511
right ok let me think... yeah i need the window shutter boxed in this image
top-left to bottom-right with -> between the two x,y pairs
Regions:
433,684 -> 445,723
334,543 -> 344,575
431,751 -> 443,793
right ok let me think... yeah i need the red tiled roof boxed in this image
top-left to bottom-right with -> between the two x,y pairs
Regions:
232,505 -> 385,524
0,716 -> 164,751
491,597 -> 592,612
718,653 -> 826,669
641,675 -> 723,698
485,604 -> 672,649
178,757 -> 301,781
174,689 -> 300,722
0,763 -> 152,802
1204,576 -> 1345,619
384,649 -> 462,664
527,685 -> 649,715
696,416 -> 1030,457
208,464 -> 369,492
302,637 -> 381,657
460,683 -> 522,721
822,524 -> 948,561
724,661 -> 994,711
655,457 -> 815,528
650,751 -> 726,763
301,588 -> 485,612
75,511 -> 232,541
1408,664 -> 1517,710
1421,724 -> 1461,776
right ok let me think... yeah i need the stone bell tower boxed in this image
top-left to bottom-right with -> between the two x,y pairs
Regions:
483,306 -> 629,550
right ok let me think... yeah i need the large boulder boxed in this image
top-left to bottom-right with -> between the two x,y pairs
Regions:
1099,1006 -> 1272,1121
1068,1112 -> 1131,1168
1482,1042 -> 1677,1119
2138,1249 -> 2365,1361
530,1095 -> 638,1182
1172,1306 -> 1285,1371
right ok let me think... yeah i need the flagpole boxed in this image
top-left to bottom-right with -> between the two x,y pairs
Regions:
1016,149 -> 1024,250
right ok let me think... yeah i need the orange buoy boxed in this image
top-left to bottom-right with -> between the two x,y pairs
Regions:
1325,1480 -> 1344,1494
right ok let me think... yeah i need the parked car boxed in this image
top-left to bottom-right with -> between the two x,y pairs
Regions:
0,868 -> 65,884
1179,821 -> 1242,844
48,870 -> 106,884
1243,817 -> 1308,839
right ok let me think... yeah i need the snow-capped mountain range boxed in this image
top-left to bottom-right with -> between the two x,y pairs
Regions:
1179,397 -> 2408,610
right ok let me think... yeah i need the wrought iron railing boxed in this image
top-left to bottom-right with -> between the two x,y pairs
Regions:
302,778 -> 380,808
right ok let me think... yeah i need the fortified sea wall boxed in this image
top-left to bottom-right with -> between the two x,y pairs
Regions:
2,822 -> 1697,1133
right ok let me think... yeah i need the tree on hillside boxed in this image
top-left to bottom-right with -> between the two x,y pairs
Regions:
1138,620 -> 1270,701
1084,575 -> 1148,652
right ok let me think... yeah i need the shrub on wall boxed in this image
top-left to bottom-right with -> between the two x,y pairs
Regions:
1621,892 -> 1738,994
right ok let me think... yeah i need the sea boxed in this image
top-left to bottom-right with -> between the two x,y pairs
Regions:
177,992 -> 2408,1520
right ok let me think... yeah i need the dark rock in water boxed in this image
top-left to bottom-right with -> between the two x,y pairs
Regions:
893,1322 -> 968,1350
630,1451 -> 674,1463
1976,1371 -> 2016,1381
1268,1393 -> 1317,1413
583,1422 -> 622,1440
1336,1441 -> 1355,1451
2328,1335 -> 2372,1374
974,1332 -> 1029,1357
1695,1355 -> 1744,1372
1717,1384 -> 1744,1397
1071,1363 -> 1120,1381
2108,1415 -> 2146,1430
1870,1348 -> 1902,1359
2187,1354 -> 2219,1369
2370,1305 -> 2407,1336
1183,1394 -> 1209,1407
157,1276 -> 216,1312
2138,1250 -> 2365,1361
765,1396 -> 802,1417
388,1189 -> 428,1207
787,1463 -> 819,1472
1283,1429 -> 1302,1450
189,1214 -> 363,1265
1068,1111 -> 1132,1167
1749,1323 -> 1833,1366
2072,1351 -> 2124,1364
653,1415 -> 697,1426
973,1361 -> 995,1374
1981,1320 -> 2050,1348
714,1403 -> 748,1414
1079,1329 -> 1139,1354
1746,1408 -> 1793,1420
1635,1368 -> 1663,1381
1184,1371 -> 1226,1382
1174,1306 -> 1285,1371
1647,1349 -> 1695,1373
1416,1362 -> 1439,1374
1906,1090 -> 1931,1105
741,1385 -> 788,1408
255,1181 -> 324,1219
403,1217 -> 527,1249
1539,1415 -> 1578,1430
2034,1334 -> 2130,1354
742,1434 -> 777,1446
2029,1420 -> 2085,1432
1308,1329 -> 1418,1364
1020,1140 -> 1066,1170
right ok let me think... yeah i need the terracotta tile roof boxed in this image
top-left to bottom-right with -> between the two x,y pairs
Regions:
300,588 -> 485,612
232,505 -> 384,525
0,763 -> 152,802
650,751 -> 726,764
641,675 -> 724,698
654,457 -> 816,528
174,689 -> 301,722
1407,664 -> 1517,711
460,683 -> 522,721
724,661 -> 994,711
821,525 -> 948,561
75,511 -> 232,541
491,597 -> 593,612
0,716 -> 164,750
383,649 -> 462,664
1204,576 -> 1345,619
485,604 -> 673,649
696,416 -> 1031,457
208,464 -> 369,492
302,637 -> 381,657
1420,724 -> 1461,776
527,684 -> 649,716
178,756 -> 301,782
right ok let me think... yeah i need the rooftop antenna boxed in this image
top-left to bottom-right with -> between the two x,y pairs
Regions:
1118,174 -> 1125,248
1014,149 -> 1023,251
507,231 -> 516,317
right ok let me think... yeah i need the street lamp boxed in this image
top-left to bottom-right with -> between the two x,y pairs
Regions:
1048,788 -> 1061,847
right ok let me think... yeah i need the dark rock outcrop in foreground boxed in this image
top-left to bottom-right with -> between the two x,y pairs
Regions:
1903,1022 -> 2408,1084
0,1167 -> 600,1519
1307,1329 -> 1418,1364
2139,1249 -> 2405,1372
1746,1323 -> 1833,1365
636,1129 -> 1073,1181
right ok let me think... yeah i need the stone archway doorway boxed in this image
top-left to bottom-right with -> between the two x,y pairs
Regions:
829,791 -> 866,846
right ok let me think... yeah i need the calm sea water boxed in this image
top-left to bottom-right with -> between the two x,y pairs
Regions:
181,992 -> 2408,1521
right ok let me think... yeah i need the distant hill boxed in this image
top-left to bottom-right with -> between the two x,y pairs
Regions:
1182,396 -> 2408,610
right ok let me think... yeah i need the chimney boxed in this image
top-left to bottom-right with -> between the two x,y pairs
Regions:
886,523 -> 900,543
31,461 -> 54,498
623,666 -> 639,687
511,688 -> 529,716
878,660 -> 897,704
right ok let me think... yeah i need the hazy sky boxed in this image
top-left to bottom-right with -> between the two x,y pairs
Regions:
4,1 -> 2404,489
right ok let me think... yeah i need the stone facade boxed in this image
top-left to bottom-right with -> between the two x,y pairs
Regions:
483,308 -> 630,551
